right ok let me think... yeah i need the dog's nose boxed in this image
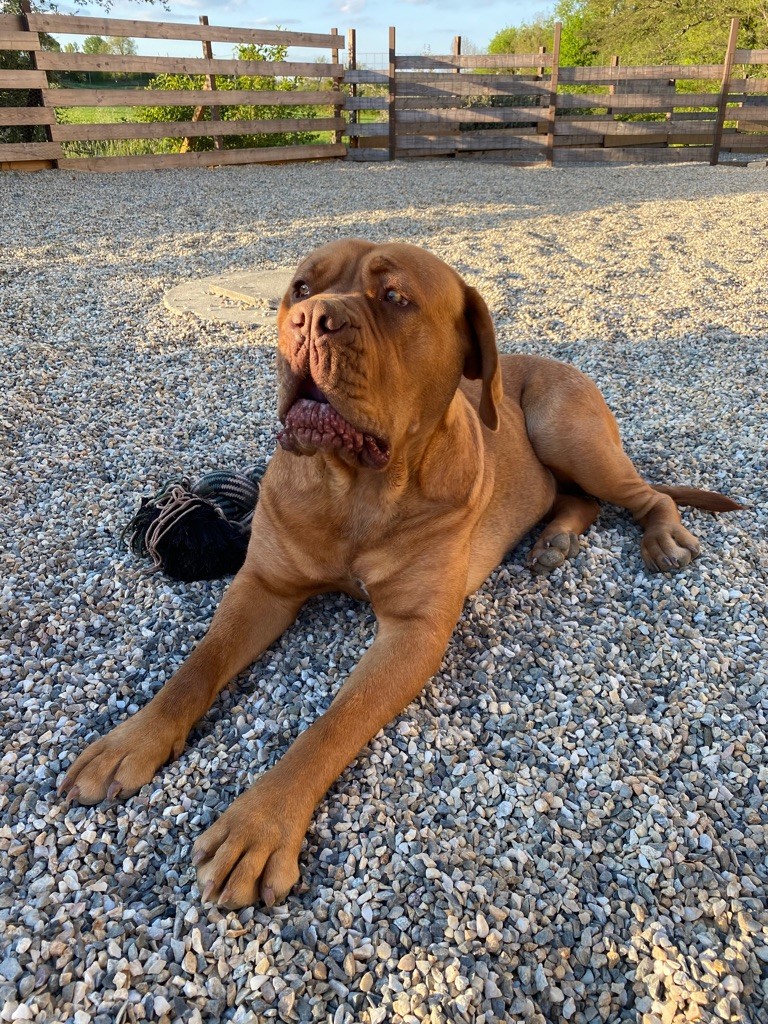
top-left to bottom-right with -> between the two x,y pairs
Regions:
310,299 -> 349,337
303,299 -> 350,337
317,312 -> 345,333
289,298 -> 350,350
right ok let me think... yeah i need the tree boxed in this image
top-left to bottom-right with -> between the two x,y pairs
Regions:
488,16 -> 554,57
134,42 -> 319,154
2,0 -> 163,10
555,0 -> 597,67
1,0 -> 48,10
550,0 -> 768,65
75,35 -> 140,84
107,36 -> 138,56
0,0 -> 60,144
82,36 -> 112,54
488,0 -> 768,66
488,6 -> 597,66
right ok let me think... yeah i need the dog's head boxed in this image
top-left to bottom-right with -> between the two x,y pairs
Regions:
276,239 -> 502,470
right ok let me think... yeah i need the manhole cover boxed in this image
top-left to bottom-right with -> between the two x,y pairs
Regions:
164,268 -> 294,326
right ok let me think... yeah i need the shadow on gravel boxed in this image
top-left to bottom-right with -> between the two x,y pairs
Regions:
5,164 -> 768,290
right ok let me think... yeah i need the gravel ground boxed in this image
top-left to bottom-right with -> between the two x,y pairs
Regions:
1,161 -> 767,1024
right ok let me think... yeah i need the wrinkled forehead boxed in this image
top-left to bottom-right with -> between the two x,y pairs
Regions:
292,240 -> 463,297
292,239 -> 373,289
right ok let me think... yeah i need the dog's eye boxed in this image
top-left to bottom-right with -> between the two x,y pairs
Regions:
384,288 -> 408,307
294,281 -> 311,299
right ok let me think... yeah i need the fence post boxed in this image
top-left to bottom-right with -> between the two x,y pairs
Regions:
201,16 -> 222,151
388,26 -> 396,160
346,28 -> 358,149
711,17 -> 740,166
537,45 -> 546,80
606,54 -> 619,117
537,45 -> 547,120
545,21 -> 562,167
450,36 -> 462,157
331,27 -> 344,147
181,16 -> 221,153
19,0 -> 60,165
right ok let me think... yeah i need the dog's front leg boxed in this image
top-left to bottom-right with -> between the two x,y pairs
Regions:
59,568 -> 306,805
193,593 -> 464,909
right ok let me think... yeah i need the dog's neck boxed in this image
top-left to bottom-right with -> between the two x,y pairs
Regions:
266,385 -> 488,548
311,389 -> 486,513
416,391 -> 487,506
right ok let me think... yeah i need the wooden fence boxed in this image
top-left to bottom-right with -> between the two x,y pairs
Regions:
0,7 -> 346,171
1,10 -> 767,171
349,21 -> 768,166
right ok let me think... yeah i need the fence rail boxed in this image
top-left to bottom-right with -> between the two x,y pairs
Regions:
0,6 -> 346,171
25,14 -> 343,49
1,10 -> 767,171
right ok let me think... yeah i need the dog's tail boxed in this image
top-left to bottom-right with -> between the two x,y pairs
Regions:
653,484 -> 745,512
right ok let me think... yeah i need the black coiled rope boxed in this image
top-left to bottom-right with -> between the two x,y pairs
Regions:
122,462 -> 267,582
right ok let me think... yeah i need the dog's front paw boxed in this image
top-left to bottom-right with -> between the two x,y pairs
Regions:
193,774 -> 310,909
59,708 -> 187,805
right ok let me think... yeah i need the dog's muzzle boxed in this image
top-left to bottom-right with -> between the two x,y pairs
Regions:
278,396 -> 390,469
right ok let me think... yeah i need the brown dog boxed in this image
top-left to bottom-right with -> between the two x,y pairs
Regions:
60,239 -> 740,908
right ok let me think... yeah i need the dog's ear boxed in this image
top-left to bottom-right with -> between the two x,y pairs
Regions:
462,285 -> 503,432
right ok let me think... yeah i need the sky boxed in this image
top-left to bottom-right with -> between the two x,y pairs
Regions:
52,0 -> 553,61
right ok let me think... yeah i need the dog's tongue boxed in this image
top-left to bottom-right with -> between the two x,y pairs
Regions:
278,399 -> 389,468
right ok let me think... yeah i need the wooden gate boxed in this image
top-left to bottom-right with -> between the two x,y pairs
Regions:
345,20 -> 768,166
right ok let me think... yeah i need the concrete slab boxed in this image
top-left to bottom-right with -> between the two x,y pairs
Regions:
164,268 -> 294,326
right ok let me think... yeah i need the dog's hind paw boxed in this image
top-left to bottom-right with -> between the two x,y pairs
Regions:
528,531 -> 580,576
641,524 -> 700,573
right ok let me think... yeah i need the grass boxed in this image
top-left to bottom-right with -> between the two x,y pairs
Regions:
56,105 -> 134,125
55,104 -> 149,156
52,95 -> 385,157
55,112 -> 379,156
